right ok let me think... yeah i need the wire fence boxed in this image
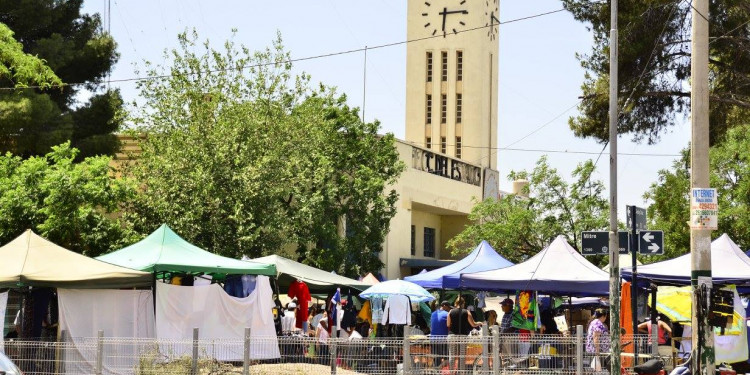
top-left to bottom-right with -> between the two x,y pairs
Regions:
1,328 -> 678,375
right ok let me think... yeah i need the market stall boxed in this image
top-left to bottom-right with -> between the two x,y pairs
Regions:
404,240 -> 513,289
247,254 -> 370,294
459,235 -> 609,296
621,234 -> 750,287
0,229 -> 152,289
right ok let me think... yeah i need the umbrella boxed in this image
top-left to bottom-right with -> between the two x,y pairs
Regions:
359,280 -> 435,303
651,286 -> 692,323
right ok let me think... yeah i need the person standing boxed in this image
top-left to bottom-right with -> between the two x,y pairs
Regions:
586,309 -> 610,371
281,302 -> 297,334
499,298 -> 516,333
430,301 -> 451,367
447,297 -> 482,372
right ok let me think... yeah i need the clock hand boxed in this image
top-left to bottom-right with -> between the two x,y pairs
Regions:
441,7 -> 447,32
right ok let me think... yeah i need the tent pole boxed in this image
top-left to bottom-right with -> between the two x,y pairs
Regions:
152,272 -> 157,315
568,296 -> 573,335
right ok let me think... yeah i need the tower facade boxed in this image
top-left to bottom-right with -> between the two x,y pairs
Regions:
404,0 -> 499,170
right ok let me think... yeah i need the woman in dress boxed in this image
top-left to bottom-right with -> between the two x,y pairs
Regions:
586,309 -> 610,371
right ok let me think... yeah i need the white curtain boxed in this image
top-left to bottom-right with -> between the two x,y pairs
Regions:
0,291 -> 7,353
155,275 -> 279,360
58,289 -> 155,375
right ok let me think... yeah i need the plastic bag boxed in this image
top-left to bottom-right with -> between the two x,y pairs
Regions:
590,356 -> 602,371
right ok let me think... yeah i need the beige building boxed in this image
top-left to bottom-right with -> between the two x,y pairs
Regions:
404,0 -> 499,170
381,0 -> 501,279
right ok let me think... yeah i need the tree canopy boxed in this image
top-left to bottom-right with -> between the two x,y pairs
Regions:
447,156 -> 609,264
0,142 -> 137,256
0,23 -> 61,88
0,0 -> 123,158
563,0 -> 750,145
645,123 -> 750,260
124,31 -> 404,277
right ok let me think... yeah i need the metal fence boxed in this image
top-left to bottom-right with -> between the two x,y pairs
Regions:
1,328 -> 675,375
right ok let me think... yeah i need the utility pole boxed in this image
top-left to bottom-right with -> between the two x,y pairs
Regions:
690,0 -> 714,374
608,1 -> 621,375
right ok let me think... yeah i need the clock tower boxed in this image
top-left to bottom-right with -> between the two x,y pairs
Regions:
404,0 -> 499,170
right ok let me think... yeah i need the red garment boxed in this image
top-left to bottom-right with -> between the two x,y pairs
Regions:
288,280 -> 311,329
647,323 -> 668,345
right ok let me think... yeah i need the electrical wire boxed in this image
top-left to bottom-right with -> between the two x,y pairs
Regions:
0,6 -> 571,91
687,0 -> 710,23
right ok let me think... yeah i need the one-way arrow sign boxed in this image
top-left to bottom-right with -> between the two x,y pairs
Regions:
638,230 -> 664,255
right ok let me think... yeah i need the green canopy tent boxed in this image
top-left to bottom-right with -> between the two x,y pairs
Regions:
97,224 -> 276,277
248,255 -> 371,294
0,230 -> 151,289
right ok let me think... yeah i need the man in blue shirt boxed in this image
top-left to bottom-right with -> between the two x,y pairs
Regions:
430,301 -> 451,367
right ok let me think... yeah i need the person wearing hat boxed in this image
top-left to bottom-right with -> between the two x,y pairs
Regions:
499,298 -> 516,333
429,301 -> 451,367
281,301 -> 297,334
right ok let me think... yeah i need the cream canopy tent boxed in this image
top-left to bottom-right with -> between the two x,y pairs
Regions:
361,273 -> 380,285
0,230 -> 152,288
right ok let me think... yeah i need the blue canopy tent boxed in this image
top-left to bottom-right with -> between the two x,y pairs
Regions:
403,240 -> 513,289
622,234 -> 750,287
460,236 -> 610,296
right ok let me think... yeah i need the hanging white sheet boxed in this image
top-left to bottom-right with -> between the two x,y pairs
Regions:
155,275 -> 279,360
58,289 -> 155,375
0,291 -> 7,353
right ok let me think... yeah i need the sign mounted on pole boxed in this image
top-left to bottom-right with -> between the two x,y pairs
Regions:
626,205 -> 647,231
690,188 -> 718,230
638,230 -> 664,255
581,231 -> 630,256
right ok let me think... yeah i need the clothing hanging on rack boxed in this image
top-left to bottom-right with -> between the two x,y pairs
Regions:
288,280 -> 311,329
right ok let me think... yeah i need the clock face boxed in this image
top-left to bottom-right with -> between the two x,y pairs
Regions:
485,0 -> 499,40
422,1 -> 469,38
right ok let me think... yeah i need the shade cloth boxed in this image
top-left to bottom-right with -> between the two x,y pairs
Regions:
622,234 -> 750,286
58,289 -> 155,375
98,224 -> 275,276
248,254 -> 370,293
404,240 -> 513,289
359,280 -> 434,303
0,230 -> 151,288
155,276 -> 279,360
460,235 -> 610,296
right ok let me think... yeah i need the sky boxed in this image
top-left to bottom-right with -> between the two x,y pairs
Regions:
81,0 -> 691,222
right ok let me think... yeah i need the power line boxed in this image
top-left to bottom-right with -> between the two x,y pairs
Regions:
501,100 -> 582,149
0,7 -> 570,91
688,0 -> 710,23
403,139 -> 680,157
588,0 -> 685,173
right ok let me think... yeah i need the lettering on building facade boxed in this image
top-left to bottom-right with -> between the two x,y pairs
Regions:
411,147 -> 482,186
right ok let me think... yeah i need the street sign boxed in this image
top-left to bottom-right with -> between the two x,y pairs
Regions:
618,231 -> 629,254
581,231 -> 630,256
626,205 -> 647,231
690,188 -> 718,230
638,230 -> 664,255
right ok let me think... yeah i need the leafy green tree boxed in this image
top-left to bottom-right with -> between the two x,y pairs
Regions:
125,31 -> 404,277
645,123 -> 750,259
0,142 -> 137,255
447,156 -> 609,264
562,0 -> 750,145
0,23 -> 61,88
0,0 -> 123,158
